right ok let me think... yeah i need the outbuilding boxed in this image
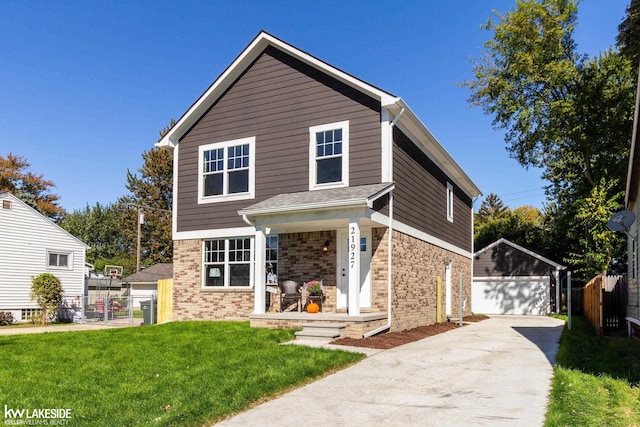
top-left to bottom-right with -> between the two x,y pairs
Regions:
472,238 -> 566,315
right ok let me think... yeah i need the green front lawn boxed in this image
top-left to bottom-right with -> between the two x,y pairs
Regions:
0,322 -> 364,426
545,316 -> 640,426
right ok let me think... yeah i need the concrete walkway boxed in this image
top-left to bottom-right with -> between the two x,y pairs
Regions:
0,319 -> 132,335
215,315 -> 565,427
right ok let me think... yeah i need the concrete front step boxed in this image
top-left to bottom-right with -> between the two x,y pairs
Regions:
294,322 -> 347,341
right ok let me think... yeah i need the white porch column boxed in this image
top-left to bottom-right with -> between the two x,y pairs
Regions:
348,218 -> 361,316
555,269 -> 561,314
253,226 -> 266,314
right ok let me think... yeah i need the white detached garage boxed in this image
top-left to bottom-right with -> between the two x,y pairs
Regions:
472,239 -> 566,315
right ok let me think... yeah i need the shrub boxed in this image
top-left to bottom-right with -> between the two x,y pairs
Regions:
30,273 -> 63,324
0,312 -> 14,326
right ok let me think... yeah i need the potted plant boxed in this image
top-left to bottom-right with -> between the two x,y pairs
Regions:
304,280 -> 324,313
307,281 -> 323,296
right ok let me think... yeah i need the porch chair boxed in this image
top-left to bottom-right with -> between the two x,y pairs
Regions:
279,280 -> 301,312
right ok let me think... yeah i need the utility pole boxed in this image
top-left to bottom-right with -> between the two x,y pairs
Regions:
136,207 -> 143,272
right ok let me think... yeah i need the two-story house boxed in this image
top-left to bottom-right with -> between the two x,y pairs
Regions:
157,32 -> 481,338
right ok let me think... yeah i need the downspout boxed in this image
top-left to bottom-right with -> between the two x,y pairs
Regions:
363,106 -> 403,338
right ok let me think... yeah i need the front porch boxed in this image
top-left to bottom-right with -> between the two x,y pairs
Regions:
249,311 -> 389,339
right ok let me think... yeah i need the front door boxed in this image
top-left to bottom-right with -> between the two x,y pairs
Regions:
337,229 -> 372,309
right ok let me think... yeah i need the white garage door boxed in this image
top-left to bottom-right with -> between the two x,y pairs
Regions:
472,276 -> 550,315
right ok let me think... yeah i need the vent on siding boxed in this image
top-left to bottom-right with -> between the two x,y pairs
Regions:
2,200 -> 10,210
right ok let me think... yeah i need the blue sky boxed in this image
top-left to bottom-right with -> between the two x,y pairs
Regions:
1,0 -> 629,212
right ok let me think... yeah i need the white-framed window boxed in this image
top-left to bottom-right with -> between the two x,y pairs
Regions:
47,251 -> 71,269
446,182 -> 454,223
632,238 -> 637,280
203,237 -> 253,287
198,137 -> 255,204
309,121 -> 349,190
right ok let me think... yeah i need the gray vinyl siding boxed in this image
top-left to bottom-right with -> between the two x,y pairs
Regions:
473,243 -> 554,277
392,128 -> 472,252
177,46 -> 381,232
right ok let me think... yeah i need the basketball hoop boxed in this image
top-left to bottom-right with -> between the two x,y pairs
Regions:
104,265 -> 123,279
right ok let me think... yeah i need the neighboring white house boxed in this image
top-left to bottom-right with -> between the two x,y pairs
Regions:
0,192 -> 89,321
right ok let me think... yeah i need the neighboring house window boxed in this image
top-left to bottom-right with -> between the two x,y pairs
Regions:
633,239 -> 637,281
203,238 -> 253,287
198,137 -> 255,203
2,200 -> 10,209
309,121 -> 349,190
446,182 -> 454,223
22,308 -> 42,321
47,251 -> 71,269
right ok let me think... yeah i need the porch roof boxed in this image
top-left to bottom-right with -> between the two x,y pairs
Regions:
238,182 -> 394,217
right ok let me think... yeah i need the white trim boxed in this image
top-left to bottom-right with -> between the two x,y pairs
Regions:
197,136 -> 256,204
202,236 -> 254,289
472,275 -> 551,281
473,238 -> 565,270
309,121 -> 349,190
172,144 -> 179,239
370,211 -> 473,258
174,226 -> 255,241
381,110 -> 393,182
446,182 -> 454,223
46,250 -> 73,270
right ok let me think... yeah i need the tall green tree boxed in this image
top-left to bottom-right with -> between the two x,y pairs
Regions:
0,153 -> 65,221
465,0 -> 635,282
475,193 -> 509,225
60,203 -> 129,266
117,121 -> 174,269
618,0 -> 640,70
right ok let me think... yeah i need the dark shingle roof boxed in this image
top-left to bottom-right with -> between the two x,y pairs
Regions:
238,183 -> 394,216
121,263 -> 173,283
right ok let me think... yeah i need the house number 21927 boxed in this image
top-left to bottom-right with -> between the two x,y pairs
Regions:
349,226 -> 357,268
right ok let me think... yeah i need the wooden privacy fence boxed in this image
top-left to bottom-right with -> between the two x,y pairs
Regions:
157,278 -> 173,323
583,274 -> 626,335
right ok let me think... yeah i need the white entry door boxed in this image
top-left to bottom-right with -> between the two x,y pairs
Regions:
337,229 -> 372,309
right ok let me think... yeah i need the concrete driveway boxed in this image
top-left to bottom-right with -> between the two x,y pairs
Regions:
215,315 -> 565,427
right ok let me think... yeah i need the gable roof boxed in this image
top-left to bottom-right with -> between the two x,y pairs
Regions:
156,31 -> 480,199
0,192 -> 89,249
625,65 -> 640,208
474,238 -> 565,270
121,263 -> 173,283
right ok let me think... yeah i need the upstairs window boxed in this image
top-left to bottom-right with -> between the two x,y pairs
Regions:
198,137 -> 255,203
309,121 -> 349,190
446,182 -> 454,223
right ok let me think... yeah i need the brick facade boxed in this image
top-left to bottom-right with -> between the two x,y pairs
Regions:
172,228 -> 472,335
279,230 -> 337,311
389,230 -> 472,332
173,239 -> 254,320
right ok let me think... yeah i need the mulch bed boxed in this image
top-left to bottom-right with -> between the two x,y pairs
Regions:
330,315 -> 488,349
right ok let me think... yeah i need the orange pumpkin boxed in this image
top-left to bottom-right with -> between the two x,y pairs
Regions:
307,302 -> 320,313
